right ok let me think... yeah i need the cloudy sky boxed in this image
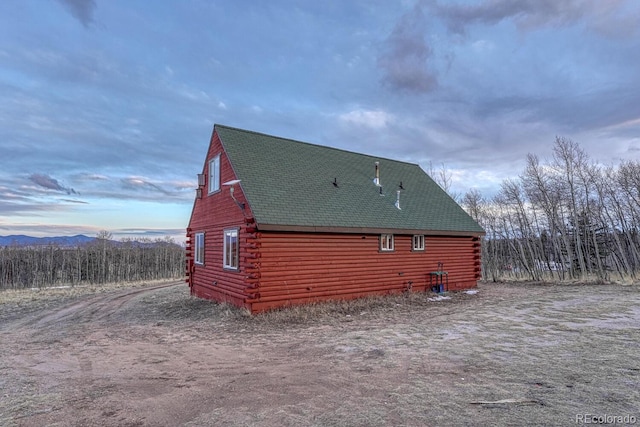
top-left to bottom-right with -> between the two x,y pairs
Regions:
2,0 -> 640,241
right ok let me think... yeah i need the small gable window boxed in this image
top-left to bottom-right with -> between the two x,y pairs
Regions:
194,232 -> 205,265
223,228 -> 239,270
380,234 -> 394,252
412,235 -> 425,251
208,154 -> 220,194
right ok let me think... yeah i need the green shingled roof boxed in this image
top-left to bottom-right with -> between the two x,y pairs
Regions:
216,124 -> 484,235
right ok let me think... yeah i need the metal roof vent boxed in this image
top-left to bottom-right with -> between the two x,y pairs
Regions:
395,190 -> 401,210
373,161 -> 381,186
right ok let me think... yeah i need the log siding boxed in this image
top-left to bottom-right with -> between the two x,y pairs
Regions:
247,231 -> 481,313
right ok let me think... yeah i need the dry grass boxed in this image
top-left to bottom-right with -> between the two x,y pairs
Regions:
128,285 -> 481,334
493,272 -> 640,286
242,290 -> 472,327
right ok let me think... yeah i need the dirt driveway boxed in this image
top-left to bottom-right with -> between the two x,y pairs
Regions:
1,280 -> 638,426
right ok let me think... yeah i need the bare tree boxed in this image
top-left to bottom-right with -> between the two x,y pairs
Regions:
427,161 -> 460,201
460,137 -> 640,283
0,235 -> 185,290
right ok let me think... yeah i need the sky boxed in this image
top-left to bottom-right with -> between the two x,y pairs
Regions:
2,0 -> 640,242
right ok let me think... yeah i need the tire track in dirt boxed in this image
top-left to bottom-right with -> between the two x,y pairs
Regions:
8,281 -> 182,332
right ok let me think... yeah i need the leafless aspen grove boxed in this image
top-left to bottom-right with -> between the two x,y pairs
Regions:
462,137 -> 640,283
0,233 -> 184,289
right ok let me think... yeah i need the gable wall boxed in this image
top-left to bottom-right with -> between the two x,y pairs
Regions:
186,130 -> 257,310
248,231 -> 481,313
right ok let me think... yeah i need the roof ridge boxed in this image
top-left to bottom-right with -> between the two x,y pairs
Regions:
214,123 -> 420,167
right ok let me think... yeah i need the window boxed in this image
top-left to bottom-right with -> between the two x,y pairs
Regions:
223,228 -> 239,270
194,232 -> 205,265
208,154 -> 220,194
380,234 -> 394,252
412,235 -> 425,251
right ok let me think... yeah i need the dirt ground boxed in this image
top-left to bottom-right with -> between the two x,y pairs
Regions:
1,280 -> 639,427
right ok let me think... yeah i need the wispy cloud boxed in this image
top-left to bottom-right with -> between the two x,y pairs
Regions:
0,180 -> 71,216
116,228 -> 186,237
29,173 -> 77,195
55,0 -> 97,28
75,173 -> 109,181
432,0 -> 640,37
0,222 -> 101,237
378,3 -> 437,93
121,177 -> 174,196
60,198 -> 89,204
339,109 -> 395,129
0,202 -> 59,216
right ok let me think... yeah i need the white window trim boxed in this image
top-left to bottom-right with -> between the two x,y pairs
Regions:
223,228 -> 239,270
194,232 -> 205,265
412,235 -> 425,251
208,154 -> 221,194
380,234 -> 394,252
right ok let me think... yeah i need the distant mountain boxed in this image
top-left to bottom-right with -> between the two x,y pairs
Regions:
0,235 -> 96,247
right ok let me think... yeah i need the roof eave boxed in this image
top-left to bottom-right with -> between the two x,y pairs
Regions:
255,223 -> 485,237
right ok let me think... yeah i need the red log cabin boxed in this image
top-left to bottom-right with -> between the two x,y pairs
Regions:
186,124 -> 484,313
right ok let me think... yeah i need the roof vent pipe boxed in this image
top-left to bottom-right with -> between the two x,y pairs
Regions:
395,190 -> 401,210
373,161 -> 381,186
